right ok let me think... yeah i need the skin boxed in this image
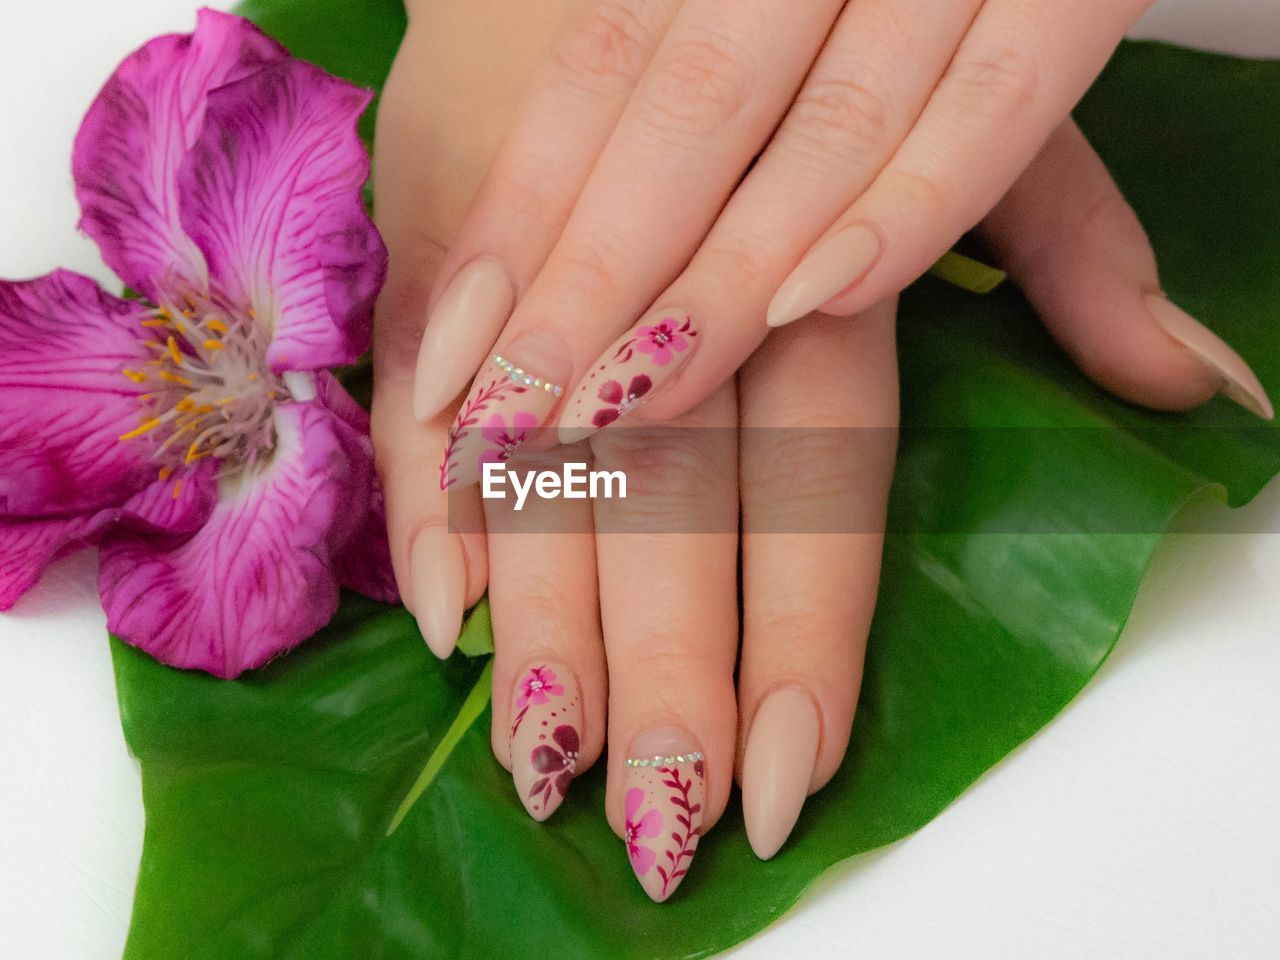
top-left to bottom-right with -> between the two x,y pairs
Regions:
374,0 -> 1224,858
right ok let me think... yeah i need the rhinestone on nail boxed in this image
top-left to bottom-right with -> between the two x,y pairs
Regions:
625,750 -> 703,767
491,355 -> 564,396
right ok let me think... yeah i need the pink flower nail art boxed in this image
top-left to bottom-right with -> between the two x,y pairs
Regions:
558,313 -> 698,445
622,743 -> 705,902
478,411 -> 539,470
509,663 -> 581,822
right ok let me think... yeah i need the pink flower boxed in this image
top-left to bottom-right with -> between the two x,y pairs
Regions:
634,317 -> 690,367
517,665 -> 564,708
0,11 -> 394,678
528,724 -> 580,806
624,787 -> 663,875
591,374 -> 652,429
477,411 -> 538,468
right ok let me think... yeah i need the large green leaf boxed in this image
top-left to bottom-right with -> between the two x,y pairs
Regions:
112,4 -> 1280,958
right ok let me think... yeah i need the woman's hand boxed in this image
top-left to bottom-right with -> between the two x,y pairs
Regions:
413,0 -> 1269,492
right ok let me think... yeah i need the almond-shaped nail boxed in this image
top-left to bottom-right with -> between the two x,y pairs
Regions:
409,524 -> 464,658
509,662 -> 582,821
558,312 -> 699,444
766,223 -> 882,328
439,330 -> 571,489
1147,294 -> 1274,419
741,687 -> 819,860
413,259 -> 516,423
622,726 -> 705,903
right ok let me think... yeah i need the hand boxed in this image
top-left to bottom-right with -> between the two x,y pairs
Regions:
416,0 -> 1269,492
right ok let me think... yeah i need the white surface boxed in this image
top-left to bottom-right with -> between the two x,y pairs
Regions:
1,2 -> 1278,958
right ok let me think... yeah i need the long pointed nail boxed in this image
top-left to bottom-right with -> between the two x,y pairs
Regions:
622,726 -> 705,902
409,524 -> 464,658
742,687 -> 819,860
766,223 -> 882,328
558,311 -> 699,444
413,259 -> 516,423
509,662 -> 582,821
439,330 -> 571,490
1146,294 -> 1274,419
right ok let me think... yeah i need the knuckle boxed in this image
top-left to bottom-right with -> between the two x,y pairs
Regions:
883,167 -> 951,221
641,32 -> 754,139
552,242 -> 625,304
744,429 -> 859,502
554,1 -> 652,90
592,429 -> 732,505
944,45 -> 1039,121
783,74 -> 892,169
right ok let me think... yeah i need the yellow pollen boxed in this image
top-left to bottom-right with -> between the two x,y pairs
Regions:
140,318 -> 170,328
166,336 -> 182,364
248,308 -> 256,319
184,442 -> 205,465
158,467 -> 173,481
119,418 -> 162,441
181,309 -> 195,319
247,373 -> 258,382
159,371 -> 192,387
175,397 -> 195,412
203,339 -> 224,351
171,478 -> 184,499
206,319 -> 228,334
122,369 -> 148,384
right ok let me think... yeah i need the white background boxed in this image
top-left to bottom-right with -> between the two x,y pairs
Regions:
1,2 -> 1278,958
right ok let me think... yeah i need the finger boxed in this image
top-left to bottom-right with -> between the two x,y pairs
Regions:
441,0 -> 844,488
736,300 -> 898,860
411,0 -> 682,421
484,446 -> 607,821
372,28 -> 491,657
592,382 -> 738,902
558,0 -> 981,434
980,120 -> 1273,418
767,0 -> 1155,326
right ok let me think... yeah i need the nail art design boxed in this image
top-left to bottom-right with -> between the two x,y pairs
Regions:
559,314 -> 697,444
509,664 -> 581,822
439,354 -> 563,489
622,752 -> 704,901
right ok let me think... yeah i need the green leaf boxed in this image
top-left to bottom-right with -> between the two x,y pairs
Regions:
112,6 -> 1280,958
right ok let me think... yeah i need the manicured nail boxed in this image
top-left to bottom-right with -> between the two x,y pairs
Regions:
741,687 -> 820,860
439,330 -> 571,489
558,311 -> 699,444
509,662 -> 582,821
622,726 -> 705,902
1146,294 -> 1274,419
409,524 -> 464,658
413,259 -> 516,423
766,223 -> 882,328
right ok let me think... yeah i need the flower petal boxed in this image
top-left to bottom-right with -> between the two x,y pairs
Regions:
552,724 -> 580,755
0,462 -> 216,611
177,58 -> 384,372
0,271 -> 156,516
98,399 -> 371,678
530,745 -> 567,775
73,10 -> 286,299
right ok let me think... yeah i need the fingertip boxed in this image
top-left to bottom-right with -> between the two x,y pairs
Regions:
409,524 -> 465,659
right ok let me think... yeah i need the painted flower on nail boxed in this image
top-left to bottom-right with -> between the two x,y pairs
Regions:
517,665 -> 564,708
634,318 -> 691,367
0,11 -> 394,678
528,724 -> 579,808
478,410 -> 538,469
591,375 -> 652,429
624,787 -> 663,874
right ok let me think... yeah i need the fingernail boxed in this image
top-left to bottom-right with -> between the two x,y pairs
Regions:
413,259 -> 516,422
766,223 -> 882,328
558,311 -> 699,444
439,330 -> 571,489
509,662 -> 582,821
741,687 -> 819,860
409,524 -> 464,658
1146,294 -> 1274,420
622,726 -> 705,903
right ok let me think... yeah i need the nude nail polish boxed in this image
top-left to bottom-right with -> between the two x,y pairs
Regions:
509,662 -> 582,822
413,259 -> 516,423
622,726 -> 705,902
409,524 -> 464,659
741,687 -> 820,860
439,330 -> 571,489
1146,294 -> 1274,419
766,223 -> 882,328
557,311 -> 699,445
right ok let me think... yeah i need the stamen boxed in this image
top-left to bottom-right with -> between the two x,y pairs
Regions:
203,340 -> 224,351
166,336 -> 182,364
119,418 -> 162,441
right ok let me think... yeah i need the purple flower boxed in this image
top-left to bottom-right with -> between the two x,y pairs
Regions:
0,10 -> 395,678
528,724 -> 580,803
